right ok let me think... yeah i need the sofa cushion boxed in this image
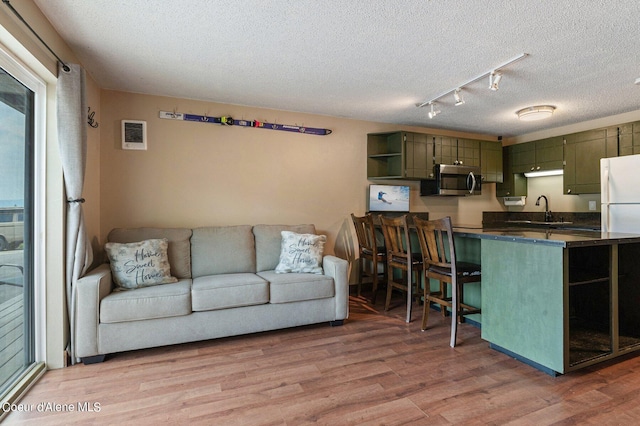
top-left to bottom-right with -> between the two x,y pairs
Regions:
253,224 -> 316,272
258,271 -> 334,304
191,226 -> 256,277
100,279 -> 192,323
104,238 -> 178,289
275,231 -> 326,274
108,227 -> 193,279
191,273 -> 269,311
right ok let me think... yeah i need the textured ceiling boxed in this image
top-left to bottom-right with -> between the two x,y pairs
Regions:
33,0 -> 640,137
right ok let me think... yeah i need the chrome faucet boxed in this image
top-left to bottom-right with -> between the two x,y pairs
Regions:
535,195 -> 553,222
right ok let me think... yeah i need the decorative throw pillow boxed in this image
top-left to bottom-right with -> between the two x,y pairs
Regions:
104,238 -> 178,289
275,231 -> 326,274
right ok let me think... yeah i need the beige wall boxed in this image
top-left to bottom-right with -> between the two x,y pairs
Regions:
98,90 -> 503,262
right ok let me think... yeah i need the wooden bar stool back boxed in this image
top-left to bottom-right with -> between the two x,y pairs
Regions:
413,215 -> 481,347
379,214 -> 423,323
350,213 -> 387,303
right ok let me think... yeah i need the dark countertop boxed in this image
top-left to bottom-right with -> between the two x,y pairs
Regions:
453,226 -> 640,248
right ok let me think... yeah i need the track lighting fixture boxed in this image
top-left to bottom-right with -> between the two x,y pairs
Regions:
489,71 -> 502,91
454,89 -> 465,106
428,103 -> 441,119
415,53 -> 528,117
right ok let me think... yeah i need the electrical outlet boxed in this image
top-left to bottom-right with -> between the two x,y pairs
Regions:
589,201 -> 596,211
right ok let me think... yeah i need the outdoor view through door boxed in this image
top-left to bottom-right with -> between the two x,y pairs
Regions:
0,65 -> 35,395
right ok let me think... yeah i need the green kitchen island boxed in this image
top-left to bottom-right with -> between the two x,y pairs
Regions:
454,227 -> 640,375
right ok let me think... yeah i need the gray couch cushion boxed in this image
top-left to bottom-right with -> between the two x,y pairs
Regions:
192,273 -> 269,311
258,271 -> 334,304
253,224 -> 316,272
107,227 -> 193,279
191,226 -> 256,277
100,279 -> 192,323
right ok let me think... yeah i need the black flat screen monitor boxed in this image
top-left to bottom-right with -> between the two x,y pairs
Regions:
367,184 -> 410,212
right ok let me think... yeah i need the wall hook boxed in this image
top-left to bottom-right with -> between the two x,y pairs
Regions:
87,106 -> 99,128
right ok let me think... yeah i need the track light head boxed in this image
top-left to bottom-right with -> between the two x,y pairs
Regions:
489,71 -> 502,91
428,103 -> 441,119
454,89 -> 465,106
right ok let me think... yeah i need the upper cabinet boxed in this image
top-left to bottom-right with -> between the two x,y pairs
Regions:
481,140 -> 503,183
496,145 -> 527,197
405,132 -> 435,179
367,131 -> 500,182
511,137 -> 563,174
367,131 -> 434,179
434,137 -> 481,167
618,121 -> 640,156
367,132 -> 404,179
563,127 -> 617,195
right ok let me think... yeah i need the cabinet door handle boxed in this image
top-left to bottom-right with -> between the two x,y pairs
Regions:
537,166 -> 541,170
531,167 -> 535,171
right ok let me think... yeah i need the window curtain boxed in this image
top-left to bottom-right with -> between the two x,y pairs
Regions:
56,63 -> 93,364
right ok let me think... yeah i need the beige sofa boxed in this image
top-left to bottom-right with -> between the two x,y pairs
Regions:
74,224 -> 349,364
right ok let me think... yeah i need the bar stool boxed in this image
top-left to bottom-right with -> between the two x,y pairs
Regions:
350,213 -> 387,303
413,215 -> 481,347
379,214 -> 423,323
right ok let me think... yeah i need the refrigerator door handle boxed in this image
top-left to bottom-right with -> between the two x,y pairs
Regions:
602,163 -> 610,205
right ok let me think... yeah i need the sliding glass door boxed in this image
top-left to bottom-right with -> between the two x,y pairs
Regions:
0,62 -> 36,396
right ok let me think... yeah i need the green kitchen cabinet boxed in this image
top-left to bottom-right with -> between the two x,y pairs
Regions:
434,137 -> 481,167
511,137 -> 563,174
433,135 -> 457,166
563,127 -> 617,194
405,132 -> 435,179
510,142 -> 537,174
367,131 -> 404,179
496,145 -> 527,197
535,137 -> 564,170
367,131 -> 435,180
618,121 -> 640,156
456,138 -> 481,167
481,236 -> 640,375
480,140 -> 503,183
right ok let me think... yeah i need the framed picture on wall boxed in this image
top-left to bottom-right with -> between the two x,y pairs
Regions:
121,119 -> 147,150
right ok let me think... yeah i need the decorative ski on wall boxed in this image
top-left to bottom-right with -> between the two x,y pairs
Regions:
159,111 -> 332,136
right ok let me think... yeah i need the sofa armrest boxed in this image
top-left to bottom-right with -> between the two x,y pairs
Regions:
323,255 -> 349,320
74,263 -> 114,359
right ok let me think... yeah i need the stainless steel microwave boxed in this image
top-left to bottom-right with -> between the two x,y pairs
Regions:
420,164 -> 482,196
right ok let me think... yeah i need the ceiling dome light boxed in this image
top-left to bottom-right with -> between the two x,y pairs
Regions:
516,105 -> 556,121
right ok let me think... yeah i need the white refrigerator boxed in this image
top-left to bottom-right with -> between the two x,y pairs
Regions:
601,155 -> 640,233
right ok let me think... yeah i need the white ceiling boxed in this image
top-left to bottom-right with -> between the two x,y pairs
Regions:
33,0 -> 640,138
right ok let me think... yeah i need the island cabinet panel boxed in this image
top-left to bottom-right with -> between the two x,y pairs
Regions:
479,234 -> 640,375
481,239 -> 565,374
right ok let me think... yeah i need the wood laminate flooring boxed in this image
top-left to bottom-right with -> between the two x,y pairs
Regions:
6,289 -> 640,425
